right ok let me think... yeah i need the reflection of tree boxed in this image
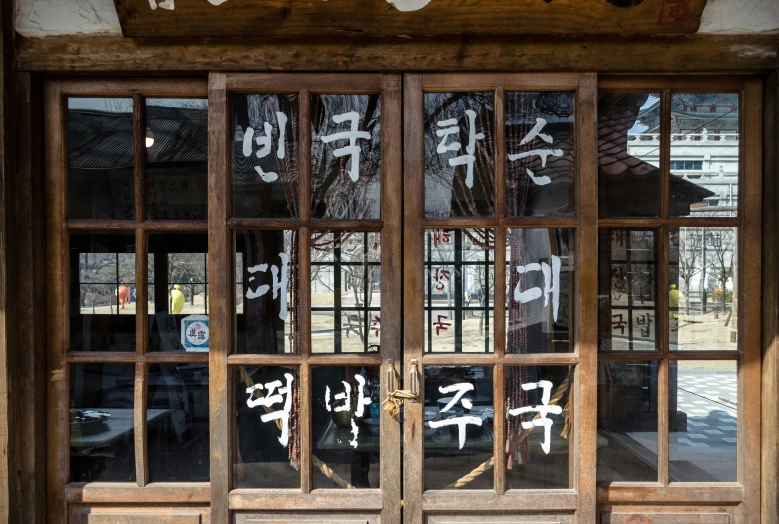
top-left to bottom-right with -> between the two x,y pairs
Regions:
671,229 -> 703,314
311,95 -> 382,220
167,253 -> 207,307
424,93 -> 495,217
705,229 -> 735,315
79,253 -> 135,313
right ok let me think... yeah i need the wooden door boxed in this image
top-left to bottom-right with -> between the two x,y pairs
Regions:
400,74 -> 763,523
208,73 -> 403,524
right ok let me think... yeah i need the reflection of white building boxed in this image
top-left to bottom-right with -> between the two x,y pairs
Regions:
629,95 -> 739,211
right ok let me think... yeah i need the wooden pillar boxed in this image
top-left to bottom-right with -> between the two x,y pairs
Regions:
762,69 -> 779,524
0,0 -> 21,520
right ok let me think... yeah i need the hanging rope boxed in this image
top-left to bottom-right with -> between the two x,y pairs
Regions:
443,374 -> 572,490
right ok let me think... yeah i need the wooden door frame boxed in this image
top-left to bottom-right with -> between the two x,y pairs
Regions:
2,65 -> 772,523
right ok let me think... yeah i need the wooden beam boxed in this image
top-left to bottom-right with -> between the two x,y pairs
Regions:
115,0 -> 706,39
17,34 -> 779,74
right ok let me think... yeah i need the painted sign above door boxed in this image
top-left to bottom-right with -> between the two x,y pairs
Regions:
113,0 -> 707,38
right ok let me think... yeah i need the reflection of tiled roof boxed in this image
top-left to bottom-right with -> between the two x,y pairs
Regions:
68,107 -> 208,170
598,93 -> 714,215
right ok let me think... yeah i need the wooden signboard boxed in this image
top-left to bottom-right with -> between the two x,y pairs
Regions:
114,0 -> 707,38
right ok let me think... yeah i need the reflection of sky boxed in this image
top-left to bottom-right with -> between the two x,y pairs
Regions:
628,94 -> 660,135
67,98 -> 208,113
68,97 -> 133,113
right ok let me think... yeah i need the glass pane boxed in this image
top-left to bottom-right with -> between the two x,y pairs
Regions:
424,366 -> 494,490
597,360 -> 659,482
504,365 -> 574,489
424,229 -> 494,353
506,92 -> 575,217
598,229 -> 658,352
312,366 -> 381,488
146,98 -> 208,220
148,233 -> 209,352
311,232 -> 381,354
507,228 -> 574,354
234,365 -> 300,488
70,363 -> 135,481
670,360 -> 737,481
598,93 -> 661,218
68,98 -> 135,220
70,233 -> 136,352
235,230 -> 298,354
424,92 -> 495,218
670,94 -> 739,217
147,363 -> 209,481
311,94 -> 381,220
232,94 -> 299,218
669,227 -> 738,351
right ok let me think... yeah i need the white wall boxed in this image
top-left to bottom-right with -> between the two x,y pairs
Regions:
15,0 -> 779,37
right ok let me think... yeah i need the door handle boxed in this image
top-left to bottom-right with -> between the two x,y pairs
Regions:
381,358 -> 420,417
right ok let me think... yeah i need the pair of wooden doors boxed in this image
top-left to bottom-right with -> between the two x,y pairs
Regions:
46,73 -> 762,523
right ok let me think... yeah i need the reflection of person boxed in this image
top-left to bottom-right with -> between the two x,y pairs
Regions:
170,284 -> 185,314
669,284 -> 681,319
117,284 -> 131,309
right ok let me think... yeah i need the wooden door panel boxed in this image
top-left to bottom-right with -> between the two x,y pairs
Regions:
599,505 -> 735,524
70,506 -> 210,524
427,515 -> 573,524
234,512 -> 379,524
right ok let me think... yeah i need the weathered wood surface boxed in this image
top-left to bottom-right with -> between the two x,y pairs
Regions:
18,34 -> 779,73
115,0 -> 707,38
762,70 -> 779,524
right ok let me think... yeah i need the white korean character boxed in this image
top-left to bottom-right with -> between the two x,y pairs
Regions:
321,111 -> 371,182
436,109 -> 485,189
242,112 -> 288,182
513,255 -> 561,321
245,372 -> 294,448
428,382 -> 482,450
508,380 -> 562,454
507,118 -> 563,186
245,252 -> 290,320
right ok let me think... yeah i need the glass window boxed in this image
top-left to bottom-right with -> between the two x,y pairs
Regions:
669,360 -> 737,482
310,231 -> 382,354
235,230 -> 298,354
506,92 -> 575,217
70,232 -> 136,352
146,98 -> 208,220
311,94 -> 381,220
670,93 -> 739,217
147,363 -> 210,482
68,98 -> 135,220
148,233 -> 209,352
598,229 -> 658,352
424,229 -> 495,353
232,94 -> 299,219
597,360 -> 659,482
70,363 -> 136,482
504,365 -> 574,489
233,365 -> 300,488
507,228 -> 575,354
423,366 -> 494,490
669,227 -> 738,351
312,366 -> 381,488
424,92 -> 495,218
598,93 -> 661,218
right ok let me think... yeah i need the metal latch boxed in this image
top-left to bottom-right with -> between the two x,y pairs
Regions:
381,358 -> 419,417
